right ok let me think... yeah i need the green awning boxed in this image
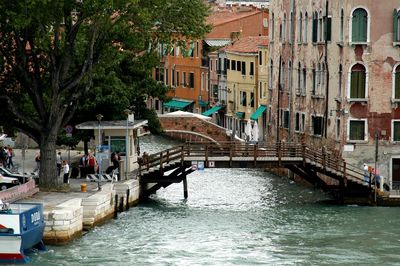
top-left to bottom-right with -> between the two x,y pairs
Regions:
164,100 -> 193,110
202,106 -> 222,116
199,100 -> 208,107
236,112 -> 245,119
250,105 -> 267,120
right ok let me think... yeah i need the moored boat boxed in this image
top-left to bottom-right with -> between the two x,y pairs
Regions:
0,201 -> 46,263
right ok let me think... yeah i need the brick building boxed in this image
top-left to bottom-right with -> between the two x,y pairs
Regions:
269,0 -> 400,190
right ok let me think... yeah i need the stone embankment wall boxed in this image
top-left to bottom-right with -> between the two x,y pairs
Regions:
0,179 -> 38,202
43,181 -> 140,245
159,116 -> 232,144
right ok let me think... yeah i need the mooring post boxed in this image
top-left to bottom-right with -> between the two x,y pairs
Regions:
126,189 -> 130,210
114,194 -> 118,219
254,144 -> 257,167
119,196 -> 124,212
183,175 -> 188,199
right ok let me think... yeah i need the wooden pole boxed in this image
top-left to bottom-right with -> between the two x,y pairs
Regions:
183,175 -> 188,199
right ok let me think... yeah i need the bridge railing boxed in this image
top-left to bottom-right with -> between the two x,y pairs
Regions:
138,146 -> 184,176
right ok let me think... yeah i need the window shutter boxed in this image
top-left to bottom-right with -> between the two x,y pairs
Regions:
312,16 -> 318,42
394,122 -> 400,141
352,12 -> 358,41
326,17 -> 332,41
394,9 -> 399,42
361,12 -> 368,42
350,71 -> 358,98
359,71 -> 366,98
395,72 -> 400,99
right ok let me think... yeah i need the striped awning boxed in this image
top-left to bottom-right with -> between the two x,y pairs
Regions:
202,106 -> 223,116
250,105 -> 267,120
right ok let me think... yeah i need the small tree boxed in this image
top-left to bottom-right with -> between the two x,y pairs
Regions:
0,0 -> 210,189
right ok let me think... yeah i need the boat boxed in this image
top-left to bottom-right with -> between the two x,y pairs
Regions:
0,200 -> 46,263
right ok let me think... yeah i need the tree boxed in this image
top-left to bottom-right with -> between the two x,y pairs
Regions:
0,0 -> 210,189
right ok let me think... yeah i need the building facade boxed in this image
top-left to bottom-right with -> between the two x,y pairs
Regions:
269,0 -> 400,189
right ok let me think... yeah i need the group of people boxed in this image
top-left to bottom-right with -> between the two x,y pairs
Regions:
78,153 -> 99,178
0,146 -> 14,169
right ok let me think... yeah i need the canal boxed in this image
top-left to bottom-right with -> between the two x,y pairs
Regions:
31,135 -> 400,265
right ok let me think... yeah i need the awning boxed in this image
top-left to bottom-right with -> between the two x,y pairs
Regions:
202,106 -> 223,116
250,105 -> 267,120
236,112 -> 245,119
199,100 -> 208,107
205,39 -> 231,47
164,100 -> 193,110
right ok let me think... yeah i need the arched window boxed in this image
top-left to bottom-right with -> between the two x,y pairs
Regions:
349,63 -> 367,99
319,10 -> 324,42
340,9 -> 344,42
299,12 -> 303,42
304,12 -> 308,43
312,11 -> 318,43
283,13 -> 287,42
297,62 -> 301,94
351,8 -> 368,43
271,12 -> 275,41
393,64 -> 400,100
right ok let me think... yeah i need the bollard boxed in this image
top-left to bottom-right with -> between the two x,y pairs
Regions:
126,189 -> 130,210
80,183 -> 87,193
119,196 -> 124,212
114,195 -> 118,219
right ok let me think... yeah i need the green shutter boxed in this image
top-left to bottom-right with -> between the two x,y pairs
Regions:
326,17 -> 332,41
395,72 -> 400,99
358,71 -> 366,98
312,16 -> 318,42
394,122 -> 400,141
350,72 -> 358,98
394,9 -> 399,42
350,121 -> 364,140
353,9 -> 368,42
361,11 -> 367,42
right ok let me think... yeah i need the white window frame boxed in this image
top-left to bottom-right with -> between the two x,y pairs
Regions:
347,118 -> 368,143
392,62 -> 400,102
349,6 -> 371,45
295,111 -> 305,133
347,61 -> 369,101
391,119 -> 400,142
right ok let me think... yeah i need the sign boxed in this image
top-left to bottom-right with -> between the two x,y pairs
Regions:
66,133 -> 72,138
65,125 -> 73,133
191,161 -> 197,170
343,145 -> 354,152
208,161 -> 215,168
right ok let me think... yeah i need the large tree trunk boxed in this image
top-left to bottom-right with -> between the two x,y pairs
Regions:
39,132 -> 62,189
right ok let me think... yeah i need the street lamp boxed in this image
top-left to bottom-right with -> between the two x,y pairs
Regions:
124,108 -> 132,180
96,114 -> 103,174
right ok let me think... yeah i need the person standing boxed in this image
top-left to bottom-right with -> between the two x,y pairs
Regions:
33,152 -> 41,173
0,147 -> 7,167
79,153 -> 88,178
62,160 -> 70,184
6,146 -> 14,169
56,152 -> 62,177
87,153 -> 97,175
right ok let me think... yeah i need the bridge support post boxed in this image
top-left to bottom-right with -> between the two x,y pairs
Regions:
183,176 -> 188,199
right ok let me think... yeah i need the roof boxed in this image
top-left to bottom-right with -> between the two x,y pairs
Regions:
225,36 -> 268,54
207,7 -> 262,27
76,120 -> 148,130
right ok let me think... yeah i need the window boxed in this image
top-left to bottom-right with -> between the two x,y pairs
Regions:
281,109 -> 289,129
312,11 -> 318,43
290,12 -> 294,43
165,68 -> 169,85
338,64 -> 342,98
196,41 -> 199,57
259,82 -> 263,99
227,59 -> 230,70
250,62 -> 254,76
295,112 -> 305,133
155,99 -> 160,111
318,10 -> 323,42
218,58 -> 222,72
172,69 -> 175,87
271,13 -> 275,41
340,9 -> 344,42
336,118 -> 341,140
394,9 -> 400,43
297,62 -> 301,94
288,61 -> 292,92
206,73 -> 209,91
237,61 -> 241,72
269,60 -> 273,90
295,112 -> 300,131
302,68 -> 307,95
250,92 -> 254,107
312,67 -> 316,95
189,72 -> 194,88
312,116 -> 324,136
241,61 -> 246,75
241,91 -> 247,106
325,16 -> 332,41
176,72 -> 180,87
201,73 -> 204,90
223,58 -> 227,72
259,51 -> 262,65
232,60 -> 236,71
393,64 -> 400,100
349,63 -> 367,99
189,42 -> 195,57
304,12 -> 308,43
348,119 -> 367,141
183,72 -> 186,87
392,120 -> 400,141
301,113 -> 305,132
351,8 -> 368,43
299,12 -> 303,43
280,61 -> 285,89
283,13 -> 287,42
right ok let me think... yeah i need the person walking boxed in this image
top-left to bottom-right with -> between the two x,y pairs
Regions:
6,146 -> 14,169
62,160 -> 70,184
56,152 -> 62,177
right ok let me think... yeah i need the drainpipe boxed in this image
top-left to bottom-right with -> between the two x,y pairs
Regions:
277,56 -> 282,143
324,0 -> 330,139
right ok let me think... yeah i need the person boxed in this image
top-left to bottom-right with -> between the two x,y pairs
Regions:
363,163 -> 369,185
79,153 -> 88,178
0,147 -> 7,167
6,146 -> 14,169
62,160 -> 70,184
87,153 -> 97,175
33,152 -> 41,173
56,152 -> 62,177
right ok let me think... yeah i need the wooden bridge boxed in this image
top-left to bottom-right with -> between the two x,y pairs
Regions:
138,142 -> 378,204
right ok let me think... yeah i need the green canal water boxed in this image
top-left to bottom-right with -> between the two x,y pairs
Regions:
30,135 -> 400,265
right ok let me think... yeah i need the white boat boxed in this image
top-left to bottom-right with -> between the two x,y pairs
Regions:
0,201 -> 45,263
